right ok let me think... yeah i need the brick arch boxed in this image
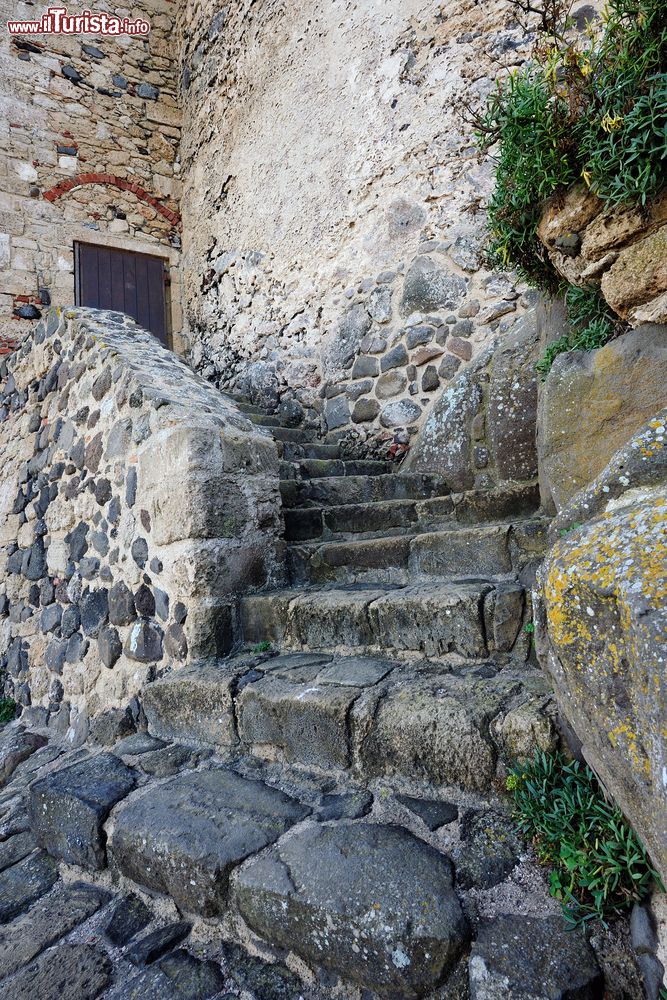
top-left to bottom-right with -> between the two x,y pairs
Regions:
42,172 -> 180,227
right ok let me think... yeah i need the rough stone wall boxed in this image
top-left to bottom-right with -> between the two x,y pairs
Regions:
0,307 -> 282,740
0,0 -> 182,348
177,0 -> 548,452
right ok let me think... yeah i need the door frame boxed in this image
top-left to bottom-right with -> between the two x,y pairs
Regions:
73,241 -> 173,348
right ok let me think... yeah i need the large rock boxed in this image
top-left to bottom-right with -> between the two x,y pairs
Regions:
110,769 -> 309,916
29,752 -> 137,869
0,851 -> 59,922
232,821 -> 470,998
0,726 -> 47,786
469,915 -> 602,999
3,942 -> 112,1000
400,257 -> 467,317
142,659 -> 244,746
537,325 -> 667,510
541,481 -> 667,882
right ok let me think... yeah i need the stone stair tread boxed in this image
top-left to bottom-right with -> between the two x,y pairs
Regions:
280,473 -> 451,508
270,426 -> 319,442
279,458 -> 393,480
279,441 -> 341,461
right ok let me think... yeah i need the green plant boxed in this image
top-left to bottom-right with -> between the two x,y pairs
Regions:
251,641 -> 272,653
0,698 -> 16,725
536,286 -> 617,377
475,0 -> 667,290
507,750 -> 661,927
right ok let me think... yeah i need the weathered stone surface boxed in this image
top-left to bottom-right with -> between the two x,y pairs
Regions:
396,795 -> 458,830
125,921 -> 192,965
542,483 -> 667,882
537,326 -> 667,510
111,769 -> 309,915
601,229 -> 667,320
221,941 -> 310,1000
368,583 -> 488,658
104,893 -> 152,947
0,726 -> 47,786
400,257 -> 467,317
3,942 -> 112,1000
0,831 -> 37,872
103,952 -> 226,1000
233,821 -> 469,997
29,752 -> 137,869
0,882 -> 109,979
135,743 -> 211,778
487,312 -> 541,482
469,915 -> 602,999
0,850 -> 59,923
380,399 -> 422,428
453,810 -> 521,889
142,660 -> 243,746
408,524 -> 512,578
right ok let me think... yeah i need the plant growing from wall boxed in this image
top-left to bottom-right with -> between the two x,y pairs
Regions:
474,0 -> 666,366
506,750 -> 662,927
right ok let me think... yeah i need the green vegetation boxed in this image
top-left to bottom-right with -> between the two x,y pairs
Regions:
0,698 -> 16,725
536,286 -> 617,377
477,0 -> 667,291
251,641 -> 272,653
506,750 -> 661,927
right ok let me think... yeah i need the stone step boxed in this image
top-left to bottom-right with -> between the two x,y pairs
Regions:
280,472 -> 451,508
279,441 -> 341,461
240,579 -> 530,660
279,458 -> 393,480
283,483 -> 541,542
246,413 -> 288,428
271,426 -> 319,443
234,401 -> 271,416
285,520 -> 547,586
140,653 -> 554,792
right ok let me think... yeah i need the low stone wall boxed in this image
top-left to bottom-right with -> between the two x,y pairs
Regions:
0,307 -> 282,738
538,185 -> 667,325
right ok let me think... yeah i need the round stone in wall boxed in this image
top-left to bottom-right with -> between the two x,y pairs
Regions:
380,400 -> 422,428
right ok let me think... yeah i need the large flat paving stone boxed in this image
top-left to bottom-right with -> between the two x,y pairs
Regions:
232,821 -> 469,998
29,752 -> 137,870
103,950 -> 225,1000
142,660 -> 245,746
469,914 -> 603,999
1,942 -> 111,1000
0,850 -> 59,923
110,769 -> 309,916
0,831 -> 37,872
0,881 -> 109,979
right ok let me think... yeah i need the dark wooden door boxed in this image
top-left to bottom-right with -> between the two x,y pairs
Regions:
74,243 -> 169,347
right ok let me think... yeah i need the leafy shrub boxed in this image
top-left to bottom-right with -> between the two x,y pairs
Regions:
507,750 -> 661,927
0,698 -> 16,725
476,0 -> 667,291
536,285 -> 617,377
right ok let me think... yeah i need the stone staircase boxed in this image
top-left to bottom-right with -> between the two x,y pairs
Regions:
0,396 -> 615,999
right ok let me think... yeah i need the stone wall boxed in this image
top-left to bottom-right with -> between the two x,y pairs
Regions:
0,307 -> 282,741
177,0 -> 556,453
0,0 -> 182,348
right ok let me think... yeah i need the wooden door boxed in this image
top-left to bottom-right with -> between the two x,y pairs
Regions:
74,243 -> 169,347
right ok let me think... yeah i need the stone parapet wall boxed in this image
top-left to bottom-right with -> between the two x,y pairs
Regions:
0,307 -> 283,739
177,0 -> 550,454
0,0 -> 182,346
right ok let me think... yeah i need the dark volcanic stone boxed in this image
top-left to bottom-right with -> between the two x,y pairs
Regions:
126,921 -> 192,965
131,537 -> 148,568
135,584 -> 155,618
98,625 -> 122,668
111,769 -> 309,916
0,831 -> 37,873
66,521 -> 88,561
104,893 -> 152,947
6,942 -> 111,1000
114,732 -> 166,756
234,821 -> 469,996
164,623 -> 187,660
157,951 -> 226,998
316,791 -> 373,821
88,707 -> 136,746
0,726 -> 47,785
60,604 -> 81,638
222,942 -> 308,1000
45,639 -> 67,673
469,914 -> 603,999
453,810 -> 522,890
0,882 -> 109,980
65,632 -> 88,663
40,604 -> 62,634
125,621 -> 163,662
80,589 -> 109,637
396,794 -> 458,830
109,581 -> 136,625
29,752 -> 137,869
0,851 -> 59,922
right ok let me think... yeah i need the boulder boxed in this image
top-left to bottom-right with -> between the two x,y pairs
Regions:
541,481 -> 667,882
110,769 -> 309,916
469,915 -> 602,999
537,325 -> 667,511
29,752 -> 137,869
232,821 -> 470,997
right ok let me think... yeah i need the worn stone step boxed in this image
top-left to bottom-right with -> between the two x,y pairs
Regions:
280,473 -> 450,509
247,413 -> 288,427
283,483 -> 541,542
271,426 -> 319,443
240,579 -> 528,659
279,458 -> 393,480
286,522 -> 536,585
233,401 -> 272,416
279,441 -> 341,461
